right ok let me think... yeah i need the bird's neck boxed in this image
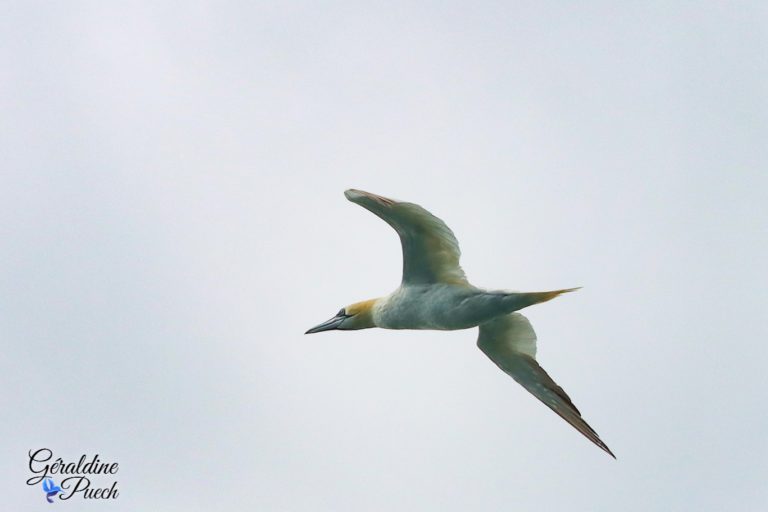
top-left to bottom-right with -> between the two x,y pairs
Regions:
346,298 -> 380,329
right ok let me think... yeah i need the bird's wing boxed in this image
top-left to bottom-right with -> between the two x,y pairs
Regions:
477,313 -> 615,458
344,189 -> 467,285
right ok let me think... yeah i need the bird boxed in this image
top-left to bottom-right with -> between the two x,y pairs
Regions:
305,189 -> 614,458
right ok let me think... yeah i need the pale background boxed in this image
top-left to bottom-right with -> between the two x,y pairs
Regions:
2,2 -> 767,510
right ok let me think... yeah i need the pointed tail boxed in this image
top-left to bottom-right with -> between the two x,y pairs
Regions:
505,287 -> 581,312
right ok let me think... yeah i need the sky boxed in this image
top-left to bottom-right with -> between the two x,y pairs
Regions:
1,1 -> 767,510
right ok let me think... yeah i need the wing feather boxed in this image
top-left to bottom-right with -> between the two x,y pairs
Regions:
477,313 -> 615,458
344,189 -> 467,285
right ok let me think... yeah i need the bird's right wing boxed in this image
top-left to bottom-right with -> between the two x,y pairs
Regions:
477,313 -> 615,458
344,189 -> 468,286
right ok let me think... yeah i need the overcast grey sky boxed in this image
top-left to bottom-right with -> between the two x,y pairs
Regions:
2,1 -> 767,510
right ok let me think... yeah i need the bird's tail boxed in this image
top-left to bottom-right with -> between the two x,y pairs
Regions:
504,287 -> 581,312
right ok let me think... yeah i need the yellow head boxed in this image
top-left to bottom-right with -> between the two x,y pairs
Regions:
305,298 -> 378,334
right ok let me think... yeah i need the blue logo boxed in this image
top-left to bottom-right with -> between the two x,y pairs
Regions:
28,449 -> 120,503
42,477 -> 62,503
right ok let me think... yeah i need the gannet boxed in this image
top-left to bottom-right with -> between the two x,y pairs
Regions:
306,189 -> 614,458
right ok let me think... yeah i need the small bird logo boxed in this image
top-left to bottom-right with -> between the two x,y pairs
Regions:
42,478 -> 62,503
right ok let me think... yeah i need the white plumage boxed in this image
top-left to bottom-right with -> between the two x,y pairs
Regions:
306,189 -> 614,458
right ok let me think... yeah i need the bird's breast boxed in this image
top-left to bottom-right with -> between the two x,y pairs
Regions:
373,285 -> 500,331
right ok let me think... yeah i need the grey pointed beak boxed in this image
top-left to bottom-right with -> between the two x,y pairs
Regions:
305,314 -> 345,334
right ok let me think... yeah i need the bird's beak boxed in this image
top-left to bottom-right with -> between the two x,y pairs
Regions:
305,314 -> 345,334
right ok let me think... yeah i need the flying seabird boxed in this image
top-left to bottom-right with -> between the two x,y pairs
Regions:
306,189 -> 614,458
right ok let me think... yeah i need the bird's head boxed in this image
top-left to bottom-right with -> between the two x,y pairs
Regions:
305,298 -> 378,334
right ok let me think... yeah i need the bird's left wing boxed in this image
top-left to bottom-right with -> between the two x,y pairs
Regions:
344,189 -> 467,285
477,313 -> 615,458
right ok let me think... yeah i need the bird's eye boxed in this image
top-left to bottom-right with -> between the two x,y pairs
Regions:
337,308 -> 346,317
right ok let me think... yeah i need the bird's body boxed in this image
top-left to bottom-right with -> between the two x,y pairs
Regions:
306,188 -> 614,458
374,284 -> 500,330
373,285 -> 569,331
